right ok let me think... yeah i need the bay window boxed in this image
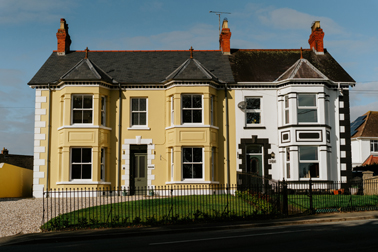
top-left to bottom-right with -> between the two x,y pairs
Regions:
299,146 -> 319,178
182,147 -> 203,179
297,94 -> 317,123
182,94 -> 202,124
72,95 -> 93,124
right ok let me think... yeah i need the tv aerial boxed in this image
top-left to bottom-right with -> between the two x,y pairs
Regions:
209,11 -> 231,35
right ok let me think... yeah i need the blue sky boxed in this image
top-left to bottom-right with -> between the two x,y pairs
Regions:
1,0 -> 378,155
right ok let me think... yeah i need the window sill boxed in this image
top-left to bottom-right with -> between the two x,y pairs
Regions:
244,126 -> 266,129
56,181 -> 112,185
165,125 -> 219,130
165,181 -> 219,184
128,126 -> 151,130
58,125 -> 112,131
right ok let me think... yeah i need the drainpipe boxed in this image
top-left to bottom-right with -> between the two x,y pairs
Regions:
224,83 -> 230,189
46,84 -> 52,195
117,83 -> 122,193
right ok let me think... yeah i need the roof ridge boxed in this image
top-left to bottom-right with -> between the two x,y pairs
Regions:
53,50 -> 222,53
238,49 -> 313,52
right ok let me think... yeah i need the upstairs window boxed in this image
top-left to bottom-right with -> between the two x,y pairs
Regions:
131,98 -> 147,126
284,95 -> 289,124
182,94 -> 202,124
101,96 -> 106,126
245,97 -> 261,125
72,95 -> 93,124
298,94 -> 317,123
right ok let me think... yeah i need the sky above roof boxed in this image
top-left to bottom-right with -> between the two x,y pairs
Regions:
1,0 -> 378,155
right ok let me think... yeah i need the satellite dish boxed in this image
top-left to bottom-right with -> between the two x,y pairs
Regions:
238,101 -> 247,110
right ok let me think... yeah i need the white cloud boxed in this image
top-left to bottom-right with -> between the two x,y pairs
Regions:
0,0 -> 74,24
257,8 -> 345,35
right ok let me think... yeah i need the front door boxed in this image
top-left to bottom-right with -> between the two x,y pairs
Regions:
132,153 -> 147,191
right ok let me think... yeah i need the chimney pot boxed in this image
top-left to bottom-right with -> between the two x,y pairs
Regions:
219,18 -> 231,55
308,21 -> 324,54
56,18 -> 71,56
1,147 -> 8,155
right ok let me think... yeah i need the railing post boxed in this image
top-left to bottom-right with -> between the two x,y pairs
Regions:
309,178 -> 314,214
282,179 -> 288,216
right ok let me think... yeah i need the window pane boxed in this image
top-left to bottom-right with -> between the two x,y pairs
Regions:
101,111 -> 105,126
298,109 -> 317,122
132,112 -> 139,125
72,111 -> 83,124
73,96 -> 82,108
246,112 -> 260,124
72,165 -> 81,179
132,99 -> 138,111
193,148 -> 202,162
72,148 -> 81,162
298,94 -> 316,106
246,145 -> 261,153
183,164 -> 192,178
83,96 -> 92,108
82,164 -> 91,179
82,148 -> 91,162
299,146 -> 318,161
183,110 -> 192,123
246,98 -> 260,109
139,112 -> 146,125
182,95 -> 191,108
299,163 -> 319,178
193,164 -> 202,178
192,110 -> 202,123
285,96 -> 289,108
192,95 -> 202,108
183,148 -> 192,162
82,110 -> 92,123
139,99 -> 146,111
285,110 -> 289,124
286,163 -> 291,178
101,97 -> 105,110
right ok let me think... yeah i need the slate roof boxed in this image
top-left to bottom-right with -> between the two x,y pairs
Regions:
61,58 -> 115,83
351,111 -> 378,138
0,154 -> 33,170
28,51 -> 234,85
164,58 -> 219,82
229,49 -> 355,83
276,58 -> 327,81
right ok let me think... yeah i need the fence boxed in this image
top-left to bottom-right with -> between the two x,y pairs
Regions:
41,179 -> 378,231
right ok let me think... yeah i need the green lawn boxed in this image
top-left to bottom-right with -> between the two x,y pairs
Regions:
42,194 -> 276,230
288,194 -> 378,212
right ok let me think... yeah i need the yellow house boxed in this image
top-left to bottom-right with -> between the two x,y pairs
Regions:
0,148 -> 33,198
29,19 -> 236,197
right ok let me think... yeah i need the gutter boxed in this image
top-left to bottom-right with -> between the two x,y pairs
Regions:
117,83 -> 122,192
224,83 -> 230,188
46,84 -> 52,195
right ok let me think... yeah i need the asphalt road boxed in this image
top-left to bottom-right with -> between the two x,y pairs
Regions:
2,219 -> 378,252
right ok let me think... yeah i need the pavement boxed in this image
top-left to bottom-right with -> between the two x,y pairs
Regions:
1,210 -> 378,247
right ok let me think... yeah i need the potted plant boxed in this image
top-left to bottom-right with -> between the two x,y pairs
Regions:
122,188 -> 128,196
149,189 -> 154,196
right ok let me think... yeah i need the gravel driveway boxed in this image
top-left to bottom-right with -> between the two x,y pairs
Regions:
0,198 -> 43,237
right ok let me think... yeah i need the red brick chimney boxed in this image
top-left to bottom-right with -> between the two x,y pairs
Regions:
219,18 -> 231,55
1,147 -> 8,155
56,18 -> 71,56
308,21 -> 324,54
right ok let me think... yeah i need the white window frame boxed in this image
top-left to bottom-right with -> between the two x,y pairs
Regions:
211,147 -> 215,181
299,146 -> 319,179
284,95 -> 289,124
130,98 -> 148,128
297,94 -> 318,123
101,96 -> 106,127
182,147 -> 204,180
100,148 -> 105,181
181,94 -> 203,125
210,96 -> 214,126
70,147 -> 92,181
170,148 -> 174,182
171,96 -> 174,126
71,94 -> 93,125
286,147 -> 290,179
245,97 -> 262,126
371,140 -> 378,152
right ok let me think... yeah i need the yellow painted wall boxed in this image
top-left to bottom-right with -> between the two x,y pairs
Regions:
0,163 -> 33,198
37,83 -> 237,191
